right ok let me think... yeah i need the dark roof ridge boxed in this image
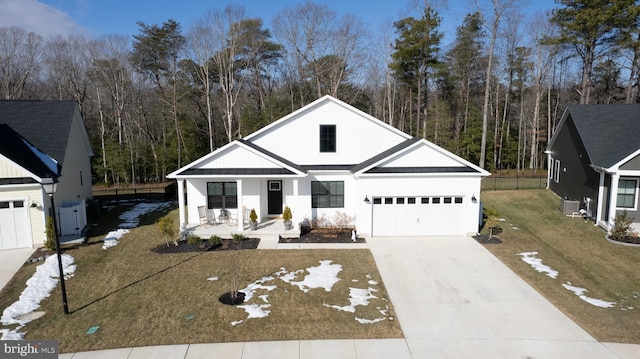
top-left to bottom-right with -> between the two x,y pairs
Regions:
351,137 -> 421,173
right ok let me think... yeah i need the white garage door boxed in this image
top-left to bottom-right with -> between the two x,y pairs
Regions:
0,199 -> 32,249
372,195 -> 465,236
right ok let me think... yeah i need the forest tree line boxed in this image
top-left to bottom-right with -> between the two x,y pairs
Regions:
1,0 -> 639,185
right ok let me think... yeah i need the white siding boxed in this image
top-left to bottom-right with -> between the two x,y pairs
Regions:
197,146 -> 281,169
56,109 -> 93,203
377,143 -> 465,168
250,101 -> 409,165
0,184 -> 46,248
0,156 -> 32,178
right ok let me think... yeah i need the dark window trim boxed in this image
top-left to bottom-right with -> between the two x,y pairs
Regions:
311,181 -> 344,208
207,182 -> 238,209
617,179 -> 638,209
319,124 -> 337,153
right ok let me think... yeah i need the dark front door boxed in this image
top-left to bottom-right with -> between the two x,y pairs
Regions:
268,180 -> 283,215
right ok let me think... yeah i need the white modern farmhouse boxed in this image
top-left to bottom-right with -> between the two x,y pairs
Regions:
168,95 -> 489,237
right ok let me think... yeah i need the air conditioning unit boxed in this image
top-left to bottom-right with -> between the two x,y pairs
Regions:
560,198 -> 580,215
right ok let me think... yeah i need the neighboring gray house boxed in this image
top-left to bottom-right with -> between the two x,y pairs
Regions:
0,101 -> 94,250
547,104 -> 640,231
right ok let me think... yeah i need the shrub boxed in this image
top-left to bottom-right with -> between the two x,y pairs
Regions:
483,206 -> 502,238
231,233 -> 245,242
610,210 -> 633,240
209,235 -> 222,245
44,216 -> 56,251
156,215 -> 176,246
282,206 -> 292,222
187,235 -> 204,245
249,208 -> 258,222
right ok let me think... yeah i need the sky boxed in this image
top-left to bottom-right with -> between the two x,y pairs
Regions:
1,0 -> 559,45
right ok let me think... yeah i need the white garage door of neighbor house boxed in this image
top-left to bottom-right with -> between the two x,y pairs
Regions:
0,199 -> 33,250
372,196 -> 465,236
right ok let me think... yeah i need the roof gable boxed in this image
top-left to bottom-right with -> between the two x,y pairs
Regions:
0,124 -> 59,179
549,104 -> 640,168
0,100 -> 79,166
245,96 -> 411,165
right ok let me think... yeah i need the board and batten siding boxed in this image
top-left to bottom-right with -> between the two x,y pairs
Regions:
249,101 -> 409,165
197,146 -> 282,169
548,116 -> 599,207
377,143 -> 464,168
620,154 -> 640,171
56,109 -> 93,203
0,156 -> 32,178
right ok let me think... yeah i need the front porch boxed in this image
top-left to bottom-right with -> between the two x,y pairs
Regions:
186,218 -> 301,240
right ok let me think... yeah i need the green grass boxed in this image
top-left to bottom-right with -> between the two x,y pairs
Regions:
0,207 -> 402,353
481,189 -> 640,344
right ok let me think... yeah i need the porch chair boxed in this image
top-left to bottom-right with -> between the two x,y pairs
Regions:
197,206 -> 208,226
206,209 -> 220,225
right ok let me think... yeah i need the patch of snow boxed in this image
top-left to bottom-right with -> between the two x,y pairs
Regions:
355,317 -> 386,324
324,287 -> 378,313
119,202 -> 173,228
101,228 -> 130,250
562,282 -> 616,308
1,254 -> 76,340
258,295 -> 269,303
22,139 -> 58,175
498,218 -> 506,222
517,252 -> 558,279
230,320 -> 243,326
239,276 -> 277,302
237,304 -> 271,318
368,280 -> 378,285
207,277 -> 219,281
288,260 -> 342,293
276,268 -> 303,283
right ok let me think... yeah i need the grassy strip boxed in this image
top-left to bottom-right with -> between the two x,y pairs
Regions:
481,189 -> 640,344
1,207 -> 401,353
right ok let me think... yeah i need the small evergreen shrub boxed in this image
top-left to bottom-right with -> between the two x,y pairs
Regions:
187,235 -> 204,245
44,216 -> 56,251
156,215 -> 176,246
282,206 -> 292,222
231,233 -> 245,242
610,210 -> 633,240
249,208 -> 258,222
209,235 -> 222,245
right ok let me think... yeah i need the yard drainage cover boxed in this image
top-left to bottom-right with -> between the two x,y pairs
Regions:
219,291 -> 246,305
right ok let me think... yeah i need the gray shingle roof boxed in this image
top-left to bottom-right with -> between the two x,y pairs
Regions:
0,124 -> 59,178
564,104 -> 640,168
0,100 -> 78,166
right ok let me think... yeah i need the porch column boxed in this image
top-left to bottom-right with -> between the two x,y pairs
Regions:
608,173 -> 619,229
236,179 -> 244,231
292,179 -> 299,229
177,180 -> 186,226
596,172 -> 605,225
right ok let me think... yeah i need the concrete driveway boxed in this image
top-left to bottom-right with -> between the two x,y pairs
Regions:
366,236 -> 629,358
0,247 -> 34,290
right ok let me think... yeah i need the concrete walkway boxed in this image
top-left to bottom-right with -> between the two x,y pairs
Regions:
3,238 -> 640,358
0,247 -> 34,290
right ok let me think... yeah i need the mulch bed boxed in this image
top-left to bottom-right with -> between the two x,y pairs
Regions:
473,234 -> 503,244
279,228 -> 366,244
151,238 -> 260,254
607,236 -> 640,245
25,247 -> 54,263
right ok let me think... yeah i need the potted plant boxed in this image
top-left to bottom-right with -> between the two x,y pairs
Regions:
249,208 -> 258,230
282,206 -> 293,230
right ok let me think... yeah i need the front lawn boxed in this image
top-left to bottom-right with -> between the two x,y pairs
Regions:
0,204 -> 402,353
481,189 -> 640,344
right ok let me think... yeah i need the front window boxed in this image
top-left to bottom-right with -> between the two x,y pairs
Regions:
554,159 -> 560,183
311,181 -> 344,208
617,179 -> 637,209
207,182 -> 237,209
319,125 -> 336,152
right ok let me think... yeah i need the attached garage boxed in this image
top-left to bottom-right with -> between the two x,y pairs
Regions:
0,199 -> 33,249
371,195 -> 470,236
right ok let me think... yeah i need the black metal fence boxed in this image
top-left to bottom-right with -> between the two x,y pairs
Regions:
481,175 -> 548,191
92,182 -> 177,202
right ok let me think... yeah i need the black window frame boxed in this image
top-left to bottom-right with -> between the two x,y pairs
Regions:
617,179 -> 638,209
311,181 -> 344,208
207,182 -> 237,209
319,125 -> 337,153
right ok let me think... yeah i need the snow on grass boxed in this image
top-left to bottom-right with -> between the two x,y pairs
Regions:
287,260 -> 342,293
207,277 -> 219,281
222,261 -> 390,326
562,282 -> 617,308
102,201 -> 173,249
1,254 -> 76,340
119,202 -> 173,228
101,228 -> 130,250
517,252 -> 559,279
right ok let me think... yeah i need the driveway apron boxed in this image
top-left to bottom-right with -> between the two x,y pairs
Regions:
0,247 -> 34,291
366,236 -> 619,358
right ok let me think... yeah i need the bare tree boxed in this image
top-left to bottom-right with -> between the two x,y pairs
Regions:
477,0 -> 519,169
0,27 -> 42,100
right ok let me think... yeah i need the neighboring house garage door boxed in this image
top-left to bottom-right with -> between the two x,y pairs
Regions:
372,196 -> 465,236
0,199 -> 32,249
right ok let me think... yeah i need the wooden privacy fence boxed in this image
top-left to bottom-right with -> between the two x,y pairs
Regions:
481,175 -> 548,191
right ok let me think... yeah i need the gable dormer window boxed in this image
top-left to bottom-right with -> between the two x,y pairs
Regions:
319,125 -> 336,152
